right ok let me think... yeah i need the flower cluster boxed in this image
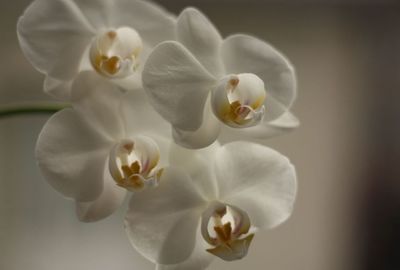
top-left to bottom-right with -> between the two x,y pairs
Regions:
17,0 -> 298,269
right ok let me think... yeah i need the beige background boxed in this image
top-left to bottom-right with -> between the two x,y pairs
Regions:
1,1 -> 399,270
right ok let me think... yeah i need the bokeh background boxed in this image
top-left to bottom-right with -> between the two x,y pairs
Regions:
1,0 -> 399,269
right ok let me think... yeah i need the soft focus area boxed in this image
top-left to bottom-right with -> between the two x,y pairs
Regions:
1,0 -> 399,269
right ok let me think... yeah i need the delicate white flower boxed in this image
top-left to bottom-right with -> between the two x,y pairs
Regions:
143,8 -> 299,149
125,141 -> 297,269
36,71 -> 170,222
17,0 -> 176,100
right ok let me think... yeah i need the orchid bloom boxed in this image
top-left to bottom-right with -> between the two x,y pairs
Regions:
143,8 -> 299,149
17,0 -> 176,100
125,141 -> 297,269
36,71 -> 171,222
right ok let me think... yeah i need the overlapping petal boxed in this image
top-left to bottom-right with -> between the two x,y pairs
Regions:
107,0 -> 176,47
214,142 -> 297,229
172,100 -> 221,149
176,8 -> 223,76
142,41 -> 216,132
221,34 -> 297,121
35,108 -> 112,202
17,0 -> 95,80
125,168 -> 207,265
18,0 -> 177,98
76,165 -> 126,222
70,71 -> 126,141
219,111 -> 299,143
35,72 -> 127,202
156,229 -> 214,270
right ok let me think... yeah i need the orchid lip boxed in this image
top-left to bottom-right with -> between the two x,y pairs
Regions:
89,27 -> 143,79
211,73 -> 266,128
109,136 -> 163,192
201,201 -> 255,261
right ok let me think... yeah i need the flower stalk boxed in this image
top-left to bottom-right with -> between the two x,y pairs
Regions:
0,103 -> 68,119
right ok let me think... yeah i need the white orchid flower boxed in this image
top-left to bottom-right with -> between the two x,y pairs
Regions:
17,0 -> 176,100
125,141 -> 297,269
143,8 -> 299,149
36,71 -> 171,222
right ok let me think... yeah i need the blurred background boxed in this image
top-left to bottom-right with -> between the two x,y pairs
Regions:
1,0 -> 400,269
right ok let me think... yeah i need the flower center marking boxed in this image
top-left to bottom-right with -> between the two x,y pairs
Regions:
90,27 -> 143,78
201,202 -> 255,261
211,73 -> 266,128
109,137 -> 163,192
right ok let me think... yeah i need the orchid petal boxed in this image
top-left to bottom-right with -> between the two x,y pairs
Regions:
108,0 -> 176,47
125,168 -> 207,264
168,142 -> 220,201
215,142 -> 297,229
156,228 -> 214,270
76,165 -> 126,222
121,90 -> 171,139
221,34 -> 297,120
43,76 -> 73,101
35,108 -> 111,202
70,71 -> 126,141
219,111 -> 300,142
176,8 -> 223,76
143,41 -> 216,132
17,0 -> 95,81
172,99 -> 221,149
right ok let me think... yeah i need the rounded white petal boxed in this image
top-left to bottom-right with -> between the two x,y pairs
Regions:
176,8 -> 223,76
219,111 -> 300,143
215,142 -> 297,229
17,0 -> 96,80
70,71 -> 126,141
143,41 -> 216,132
156,229 -> 214,270
221,34 -> 297,120
121,90 -> 172,139
107,0 -> 176,47
43,76 -> 73,101
168,142 -> 220,201
125,168 -> 207,264
172,99 -> 221,149
76,165 -> 126,222
36,108 -> 112,202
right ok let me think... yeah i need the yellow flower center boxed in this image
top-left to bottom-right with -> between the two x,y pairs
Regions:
90,27 -> 143,78
212,73 -> 266,128
201,202 -> 255,261
109,137 -> 163,192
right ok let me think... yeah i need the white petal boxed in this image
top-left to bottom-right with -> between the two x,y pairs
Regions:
143,41 -> 216,132
76,164 -> 126,222
156,229 -> 214,270
120,90 -> 172,139
107,0 -> 176,47
168,142 -> 220,201
215,142 -> 297,229
43,76 -> 73,101
36,108 -> 112,202
221,34 -> 297,120
219,111 -> 300,142
172,99 -> 221,149
176,8 -> 223,76
125,168 -> 207,264
17,0 -> 95,80
70,71 -> 126,141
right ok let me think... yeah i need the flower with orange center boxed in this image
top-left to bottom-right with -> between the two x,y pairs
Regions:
18,0 -> 176,100
36,72 -> 170,222
143,8 -> 299,149
125,142 -> 297,269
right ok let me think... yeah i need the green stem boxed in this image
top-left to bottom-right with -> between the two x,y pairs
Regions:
0,104 -> 69,119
